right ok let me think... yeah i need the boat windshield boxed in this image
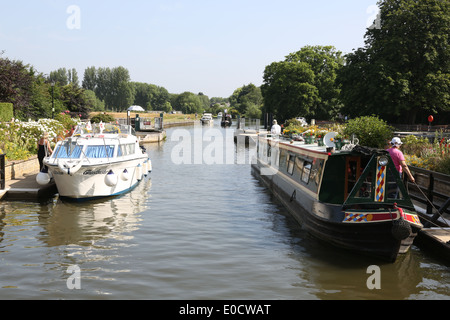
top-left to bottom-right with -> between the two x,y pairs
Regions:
73,122 -> 134,136
53,142 -> 83,159
343,153 -> 415,210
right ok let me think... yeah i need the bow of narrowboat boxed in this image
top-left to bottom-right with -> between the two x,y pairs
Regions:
251,134 -> 423,262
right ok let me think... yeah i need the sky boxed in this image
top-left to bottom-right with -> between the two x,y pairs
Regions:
0,0 -> 380,98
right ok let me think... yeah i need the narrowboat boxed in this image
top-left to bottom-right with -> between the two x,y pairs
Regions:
221,114 -> 233,127
251,133 -> 423,262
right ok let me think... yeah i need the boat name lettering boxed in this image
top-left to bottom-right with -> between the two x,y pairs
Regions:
83,170 -> 109,175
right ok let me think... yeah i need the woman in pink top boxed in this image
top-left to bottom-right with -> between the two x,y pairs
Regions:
387,137 -> 415,183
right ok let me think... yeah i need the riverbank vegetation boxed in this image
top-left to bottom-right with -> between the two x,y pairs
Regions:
282,115 -> 450,175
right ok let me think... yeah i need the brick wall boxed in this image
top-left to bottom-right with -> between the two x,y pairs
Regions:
5,156 -> 40,180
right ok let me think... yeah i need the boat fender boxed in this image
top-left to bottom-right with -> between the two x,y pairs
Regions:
290,190 -> 296,202
136,164 -> 143,181
58,159 -> 83,175
36,168 -> 51,185
105,170 -> 118,187
143,160 -> 149,176
147,159 -> 152,173
391,218 -> 412,240
121,169 -> 130,181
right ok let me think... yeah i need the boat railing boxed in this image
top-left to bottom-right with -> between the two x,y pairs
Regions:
237,118 -> 261,131
407,166 -> 450,225
74,122 -> 134,137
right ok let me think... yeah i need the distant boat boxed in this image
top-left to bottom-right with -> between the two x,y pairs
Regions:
38,122 -> 151,201
252,133 -> 423,262
221,114 -> 232,127
201,113 -> 214,125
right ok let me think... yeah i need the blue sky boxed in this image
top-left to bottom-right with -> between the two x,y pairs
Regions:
1,0 -> 379,98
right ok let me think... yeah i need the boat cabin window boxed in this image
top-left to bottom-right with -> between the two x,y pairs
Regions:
287,154 -> 295,175
118,144 -> 136,157
85,145 -> 115,159
53,142 -> 83,159
295,157 -> 304,173
302,162 -> 312,184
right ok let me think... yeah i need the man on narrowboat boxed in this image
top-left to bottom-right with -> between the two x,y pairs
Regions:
387,137 -> 415,183
271,120 -> 281,135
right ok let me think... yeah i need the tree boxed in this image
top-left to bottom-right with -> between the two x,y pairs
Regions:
49,68 -> 79,87
132,82 -> 172,111
60,84 -> 92,117
173,92 -> 203,114
83,90 -> 105,111
229,83 -> 263,116
261,60 -> 319,122
0,55 -> 34,118
285,46 -> 344,120
82,66 -> 97,91
89,66 -> 135,110
338,0 -> 450,124
261,45 -> 344,122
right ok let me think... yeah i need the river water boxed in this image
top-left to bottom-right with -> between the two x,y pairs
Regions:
0,122 -> 449,300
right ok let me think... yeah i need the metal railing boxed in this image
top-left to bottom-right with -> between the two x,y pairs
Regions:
407,166 -> 450,226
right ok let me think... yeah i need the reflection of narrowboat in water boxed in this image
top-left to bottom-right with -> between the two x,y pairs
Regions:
251,134 -> 423,262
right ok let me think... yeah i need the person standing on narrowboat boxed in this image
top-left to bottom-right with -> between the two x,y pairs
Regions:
271,120 -> 281,135
38,132 -> 53,171
387,137 -> 415,183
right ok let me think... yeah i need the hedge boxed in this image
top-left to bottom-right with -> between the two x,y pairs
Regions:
0,103 -> 13,122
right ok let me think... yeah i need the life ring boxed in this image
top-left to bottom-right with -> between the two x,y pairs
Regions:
58,159 -> 83,175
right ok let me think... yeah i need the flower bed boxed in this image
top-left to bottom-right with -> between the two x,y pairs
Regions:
0,116 -> 75,164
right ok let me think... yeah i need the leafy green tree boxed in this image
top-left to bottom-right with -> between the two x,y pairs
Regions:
262,60 -> 319,122
88,66 -> 135,110
262,45 -> 344,122
338,0 -> 450,124
82,66 -> 97,91
173,92 -> 203,114
132,82 -> 172,111
285,46 -> 344,120
197,92 -> 210,112
83,90 -> 105,111
60,84 -> 92,117
29,76 -> 53,119
229,83 -> 263,116
49,68 -> 79,87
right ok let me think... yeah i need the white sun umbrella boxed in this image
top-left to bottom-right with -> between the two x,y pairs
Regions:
127,105 -> 145,112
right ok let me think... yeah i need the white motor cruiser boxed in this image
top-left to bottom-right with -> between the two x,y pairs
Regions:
37,122 -> 152,201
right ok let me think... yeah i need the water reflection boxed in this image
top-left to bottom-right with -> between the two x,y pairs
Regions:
37,176 -> 152,247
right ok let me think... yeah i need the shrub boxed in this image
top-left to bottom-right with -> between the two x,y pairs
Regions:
402,135 -> 431,157
434,155 -> 450,175
55,112 -> 79,131
90,113 -> 115,123
343,116 -> 394,149
0,103 -> 13,122
0,119 -> 66,162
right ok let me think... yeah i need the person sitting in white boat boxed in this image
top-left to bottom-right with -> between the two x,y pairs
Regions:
271,120 -> 282,135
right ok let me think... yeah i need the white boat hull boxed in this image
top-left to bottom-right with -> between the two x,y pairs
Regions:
47,158 -> 150,200
39,122 -> 153,201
